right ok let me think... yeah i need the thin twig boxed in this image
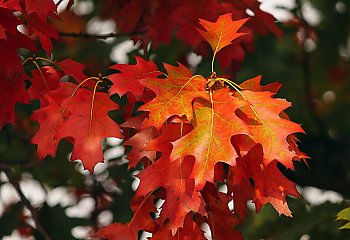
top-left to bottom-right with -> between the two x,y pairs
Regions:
55,0 -> 64,7
58,31 -> 145,40
0,162 -> 36,169
1,168 -> 54,240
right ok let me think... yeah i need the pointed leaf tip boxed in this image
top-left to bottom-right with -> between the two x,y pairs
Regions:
198,13 -> 250,55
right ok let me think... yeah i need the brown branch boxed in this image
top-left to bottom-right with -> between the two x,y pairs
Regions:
58,30 -> 145,40
1,168 -> 53,240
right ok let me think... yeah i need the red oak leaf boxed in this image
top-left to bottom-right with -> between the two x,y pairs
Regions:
151,212 -> 205,240
55,58 -> 88,83
129,194 -> 158,233
228,158 -> 253,220
197,13 -> 249,57
229,144 -> 300,217
139,63 -> 208,130
94,223 -> 137,240
235,90 -> 304,168
27,66 -> 62,106
133,124 -> 204,233
0,0 -> 21,10
55,88 -> 122,172
239,75 -> 282,93
204,192 -> 243,240
31,97 -> 68,159
170,212 -> 205,240
236,0 -> 283,38
171,88 -> 250,189
136,156 -> 204,234
145,123 -> 193,158
0,34 -> 34,77
26,13 -> 58,54
0,6 -> 21,39
0,72 -> 28,128
95,195 -> 158,240
121,113 -> 148,131
287,134 -> 309,163
238,76 -> 307,164
170,0 -> 233,49
31,82 -> 77,159
122,127 -> 158,169
25,0 -> 56,21
108,56 -> 161,99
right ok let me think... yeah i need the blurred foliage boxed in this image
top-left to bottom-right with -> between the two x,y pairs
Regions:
240,198 -> 350,240
1,0 -> 350,239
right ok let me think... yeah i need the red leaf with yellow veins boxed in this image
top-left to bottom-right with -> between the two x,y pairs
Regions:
171,88 -> 250,189
31,82 -> 77,159
108,56 -> 161,99
198,13 -> 249,56
235,90 -> 304,168
55,88 -> 122,172
139,63 -> 208,130
32,97 -> 68,159
27,66 -> 62,106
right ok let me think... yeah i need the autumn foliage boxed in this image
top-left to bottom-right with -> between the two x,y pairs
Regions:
0,0 -> 307,239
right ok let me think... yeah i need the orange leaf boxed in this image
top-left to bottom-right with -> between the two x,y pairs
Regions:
171,88 -> 250,189
235,90 -> 304,168
139,63 -> 208,130
197,13 -> 249,56
108,56 -> 161,99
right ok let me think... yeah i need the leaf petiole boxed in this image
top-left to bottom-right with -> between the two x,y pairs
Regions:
71,77 -> 101,97
219,77 -> 265,124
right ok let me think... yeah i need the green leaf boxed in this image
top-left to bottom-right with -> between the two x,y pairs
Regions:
337,207 -> 350,229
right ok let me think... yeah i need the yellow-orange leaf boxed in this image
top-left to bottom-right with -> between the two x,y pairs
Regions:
197,13 -> 249,56
139,63 -> 208,130
171,88 -> 250,189
236,90 -> 304,168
